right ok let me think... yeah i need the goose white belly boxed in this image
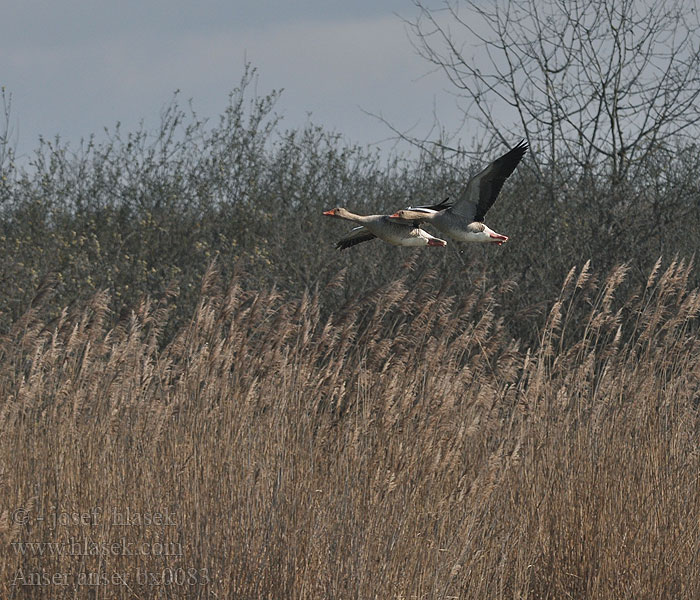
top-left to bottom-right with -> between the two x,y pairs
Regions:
432,213 -> 508,244
364,217 -> 445,247
446,228 -> 494,243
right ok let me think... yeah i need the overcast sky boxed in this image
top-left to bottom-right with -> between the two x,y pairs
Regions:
1,1 -> 472,160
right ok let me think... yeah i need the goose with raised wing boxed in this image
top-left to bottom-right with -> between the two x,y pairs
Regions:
390,140 -> 528,246
323,207 -> 447,250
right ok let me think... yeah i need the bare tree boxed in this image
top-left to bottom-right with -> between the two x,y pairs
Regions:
0,87 -> 15,207
0,88 -> 13,171
408,0 -> 700,190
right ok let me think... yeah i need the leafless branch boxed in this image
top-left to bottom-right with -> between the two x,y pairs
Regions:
405,0 -> 700,192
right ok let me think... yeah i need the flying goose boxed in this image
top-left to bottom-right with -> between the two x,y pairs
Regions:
323,207 -> 447,250
390,140 -> 528,245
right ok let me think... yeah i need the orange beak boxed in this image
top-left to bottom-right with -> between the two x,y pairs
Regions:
489,233 -> 508,246
322,209 -> 335,216
489,233 -> 508,244
389,212 -> 401,218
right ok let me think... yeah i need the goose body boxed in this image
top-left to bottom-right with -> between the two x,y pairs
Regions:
323,207 -> 447,250
391,140 -> 528,245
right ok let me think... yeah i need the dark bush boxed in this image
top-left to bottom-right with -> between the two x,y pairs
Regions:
0,68 -> 698,346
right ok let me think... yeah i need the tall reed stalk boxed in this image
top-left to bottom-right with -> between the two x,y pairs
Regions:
1,259 -> 699,598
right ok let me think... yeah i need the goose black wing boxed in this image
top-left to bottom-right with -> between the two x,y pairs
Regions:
452,140 -> 528,222
335,226 -> 377,250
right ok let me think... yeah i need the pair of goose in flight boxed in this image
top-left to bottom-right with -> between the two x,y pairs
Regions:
323,140 -> 528,250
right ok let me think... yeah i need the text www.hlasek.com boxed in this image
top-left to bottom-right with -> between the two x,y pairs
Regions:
12,537 -> 183,557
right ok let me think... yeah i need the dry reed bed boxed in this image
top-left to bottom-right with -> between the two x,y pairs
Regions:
1,258 -> 699,599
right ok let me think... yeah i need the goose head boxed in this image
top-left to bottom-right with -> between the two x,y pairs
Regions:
482,225 -> 508,245
322,207 -> 352,219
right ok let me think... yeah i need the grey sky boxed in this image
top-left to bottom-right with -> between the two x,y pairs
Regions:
1,1 -> 467,159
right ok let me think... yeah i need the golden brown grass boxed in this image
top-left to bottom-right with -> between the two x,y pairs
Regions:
1,258 -> 700,599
